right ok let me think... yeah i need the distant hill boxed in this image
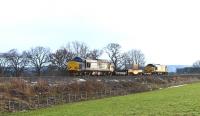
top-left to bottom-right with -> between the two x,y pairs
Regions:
167,65 -> 191,72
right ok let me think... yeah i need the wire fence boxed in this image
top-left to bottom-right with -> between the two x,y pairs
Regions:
0,88 -> 130,112
0,80 -> 197,112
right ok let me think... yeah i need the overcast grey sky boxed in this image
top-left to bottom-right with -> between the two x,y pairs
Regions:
0,0 -> 200,65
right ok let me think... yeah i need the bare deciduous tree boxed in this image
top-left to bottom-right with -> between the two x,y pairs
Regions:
66,41 -> 89,58
4,49 -> 29,77
49,48 -> 74,71
26,47 -> 50,76
126,49 -> 145,67
105,43 -> 122,71
0,53 -> 8,76
121,52 -> 130,70
193,60 -> 200,67
87,49 -> 103,59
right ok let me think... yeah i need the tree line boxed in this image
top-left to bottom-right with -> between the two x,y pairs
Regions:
0,41 -> 145,77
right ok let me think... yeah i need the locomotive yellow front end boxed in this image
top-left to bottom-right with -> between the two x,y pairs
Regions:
67,61 -> 80,72
144,64 -> 156,74
144,64 -> 168,75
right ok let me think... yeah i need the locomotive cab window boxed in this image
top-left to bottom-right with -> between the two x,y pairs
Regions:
86,62 -> 91,68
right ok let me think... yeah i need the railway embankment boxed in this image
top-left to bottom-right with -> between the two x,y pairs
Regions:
0,75 -> 200,112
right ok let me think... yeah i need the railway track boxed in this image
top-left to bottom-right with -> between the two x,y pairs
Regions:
1,74 -> 200,82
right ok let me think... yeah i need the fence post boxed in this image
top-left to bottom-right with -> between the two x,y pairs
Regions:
19,101 -> 21,111
96,91 -> 99,99
68,94 -> 71,103
0,96 -> 2,111
38,96 -> 40,108
8,100 -> 10,111
8,100 -> 14,111
61,93 -> 64,103
47,97 -> 49,106
80,93 -> 82,100
75,93 -> 76,101
85,92 -> 87,100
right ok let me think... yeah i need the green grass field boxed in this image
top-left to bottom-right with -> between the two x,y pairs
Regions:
5,82 -> 200,116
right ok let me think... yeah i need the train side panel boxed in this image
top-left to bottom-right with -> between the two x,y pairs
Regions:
67,57 -> 114,75
85,59 -> 98,70
154,64 -> 168,74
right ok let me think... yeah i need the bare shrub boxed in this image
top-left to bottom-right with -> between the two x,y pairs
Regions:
33,79 -> 49,96
10,78 -> 27,90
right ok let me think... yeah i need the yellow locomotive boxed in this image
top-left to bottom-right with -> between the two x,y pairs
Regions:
67,57 -> 114,76
144,64 -> 168,75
